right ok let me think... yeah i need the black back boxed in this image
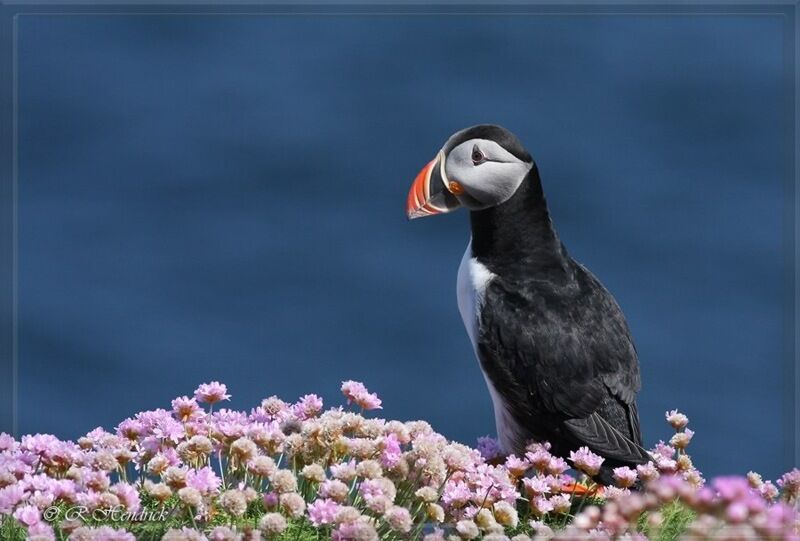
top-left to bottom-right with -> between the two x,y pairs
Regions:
470,166 -> 649,478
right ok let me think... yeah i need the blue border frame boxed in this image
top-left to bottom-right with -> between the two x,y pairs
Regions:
0,2 -> 794,471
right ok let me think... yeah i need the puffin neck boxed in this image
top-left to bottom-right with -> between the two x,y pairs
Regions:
469,166 -> 571,278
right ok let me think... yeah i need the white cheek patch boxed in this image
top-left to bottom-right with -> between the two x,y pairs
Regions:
470,161 -> 529,202
445,139 -> 532,207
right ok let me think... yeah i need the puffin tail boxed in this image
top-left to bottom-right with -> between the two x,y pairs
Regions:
563,412 -> 652,470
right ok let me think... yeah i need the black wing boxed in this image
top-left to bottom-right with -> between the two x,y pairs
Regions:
477,261 -> 647,463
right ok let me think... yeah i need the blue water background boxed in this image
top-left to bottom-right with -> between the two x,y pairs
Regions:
14,14 -> 790,478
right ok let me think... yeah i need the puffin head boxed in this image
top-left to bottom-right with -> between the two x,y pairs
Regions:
406,124 -> 534,219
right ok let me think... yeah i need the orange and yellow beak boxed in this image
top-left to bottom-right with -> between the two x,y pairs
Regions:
406,152 -> 461,220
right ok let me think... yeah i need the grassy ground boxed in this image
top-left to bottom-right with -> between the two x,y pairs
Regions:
0,516 -> 322,541
637,500 -> 697,541
0,500 -> 698,540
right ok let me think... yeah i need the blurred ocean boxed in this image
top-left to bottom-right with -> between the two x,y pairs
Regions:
13,13 -> 790,478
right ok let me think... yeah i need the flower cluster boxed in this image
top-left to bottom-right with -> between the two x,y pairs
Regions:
0,384 -> 796,540
551,472 -> 800,541
340,381 -> 382,411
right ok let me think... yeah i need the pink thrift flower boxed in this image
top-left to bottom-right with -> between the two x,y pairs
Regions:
442,480 -> 471,508
665,409 -> 689,430
20,434 -> 61,464
549,493 -> 572,514
293,394 -> 324,420
762,501 -> 797,533
504,455 -> 530,477
13,504 -> 41,527
669,429 -> 694,450
380,433 -> 402,469
385,505 -> 413,533
92,526 -> 137,541
742,492 -> 766,515
637,462 -> 660,482
0,432 -> 17,452
0,485 -> 26,513
307,498 -> 341,526
726,501 -> 749,523
333,521 -> 378,541
531,495 -> 554,516
359,479 -> 387,499
171,396 -> 202,422
341,380 -> 367,401
111,482 -> 141,513
525,441 -> 552,454
652,441 -> 674,459
209,527 -> 238,541
340,380 -> 382,410
476,436 -> 502,462
116,418 -> 143,440
545,474 -> 568,493
29,491 -> 54,511
424,527 -> 446,541
259,396 -> 291,421
262,491 -> 279,508
52,479 -> 78,503
211,409 -> 249,441
547,456 -> 570,475
604,486 -> 632,500
760,481 -> 779,501
522,476 -> 551,497
330,459 -> 357,481
777,468 -> 800,500
76,490 -> 102,510
653,454 -> 677,473
356,392 -> 382,410
186,466 -> 221,495
26,522 -> 55,541
140,410 -> 184,444
612,467 -> 638,488
193,381 -> 231,405
693,486 -> 716,509
318,480 -> 349,501
525,449 -> 552,471
713,476 -> 750,502
569,447 -> 604,476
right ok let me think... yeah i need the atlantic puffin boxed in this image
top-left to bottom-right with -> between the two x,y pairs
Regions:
406,125 -> 649,484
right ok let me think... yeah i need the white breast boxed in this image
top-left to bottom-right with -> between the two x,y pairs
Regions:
456,240 -> 521,454
456,240 -> 495,347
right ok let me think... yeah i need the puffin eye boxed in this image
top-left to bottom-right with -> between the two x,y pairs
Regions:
471,146 -> 486,165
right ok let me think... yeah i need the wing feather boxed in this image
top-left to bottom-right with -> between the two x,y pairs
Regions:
564,413 -> 650,463
477,261 -> 646,460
